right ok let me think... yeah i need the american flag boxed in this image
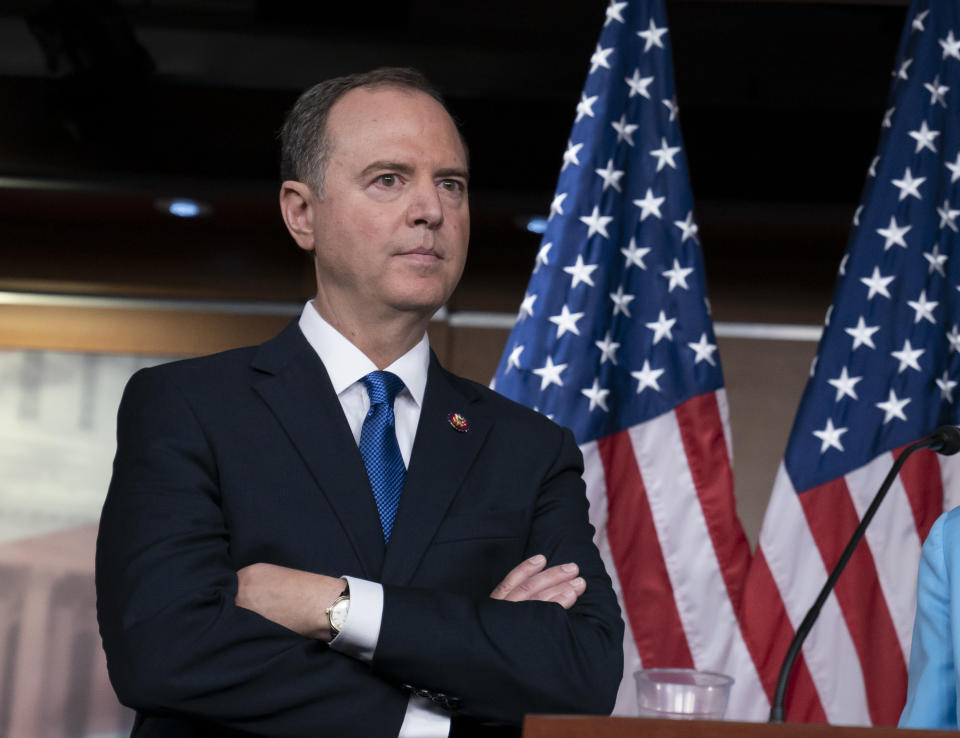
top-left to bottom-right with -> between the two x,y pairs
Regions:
743,0 -> 960,725
491,0 -> 768,718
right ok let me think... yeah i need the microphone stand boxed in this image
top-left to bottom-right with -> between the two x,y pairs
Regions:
768,432 -> 949,723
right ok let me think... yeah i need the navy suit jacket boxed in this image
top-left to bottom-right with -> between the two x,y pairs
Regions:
95,322 -> 624,737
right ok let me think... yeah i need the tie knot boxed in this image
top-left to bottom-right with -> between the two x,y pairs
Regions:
362,370 -> 404,406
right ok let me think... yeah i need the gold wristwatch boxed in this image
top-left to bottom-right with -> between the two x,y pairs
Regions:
325,582 -> 350,638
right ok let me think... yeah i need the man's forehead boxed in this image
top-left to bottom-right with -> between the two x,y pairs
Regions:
326,86 -> 467,167
329,85 -> 451,129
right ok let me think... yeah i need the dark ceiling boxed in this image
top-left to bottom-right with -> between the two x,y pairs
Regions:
0,0 -> 912,318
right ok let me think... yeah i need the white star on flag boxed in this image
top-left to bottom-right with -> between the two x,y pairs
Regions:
604,0 -> 627,26
534,242 -> 552,271
649,137 -> 681,171
891,167 -> 926,200
913,9 -> 929,32
949,325 -> 960,353
907,290 -> 938,324
924,243 -> 948,275
947,152 -> 960,183
562,140 -> 584,170
625,68 -> 654,99
633,188 -> 665,220
532,356 -> 567,390
645,310 -> 676,344
581,378 -> 610,411
548,304 -> 585,338
595,158 -> 625,191
909,120 -> 940,153
827,366 -> 862,402
876,216 -> 911,250
845,316 -> 881,350
549,192 -> 567,219
897,58 -> 913,80
595,331 -> 620,365
882,107 -> 895,128
630,359 -> 664,393
621,237 -> 650,269
609,285 -> 635,316
860,266 -> 894,300
563,254 -> 599,287
673,211 -> 699,243
813,418 -> 847,453
937,371 -> 959,402
662,259 -> 693,291
937,199 -> 960,231
575,93 -> 598,123
940,30 -> 960,60
580,206 -> 614,238
687,332 -> 717,365
506,344 -> 524,371
868,155 -> 880,178
662,96 -> 679,121
611,114 -> 639,146
518,292 -> 537,320
876,388 -> 911,423
636,17 -> 668,51
589,44 -> 615,74
925,74 -> 949,107
891,338 -> 924,373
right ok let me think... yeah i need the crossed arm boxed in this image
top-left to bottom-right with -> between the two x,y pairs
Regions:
235,555 -> 587,642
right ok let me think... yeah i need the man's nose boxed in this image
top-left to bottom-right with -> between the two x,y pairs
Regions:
407,180 -> 444,229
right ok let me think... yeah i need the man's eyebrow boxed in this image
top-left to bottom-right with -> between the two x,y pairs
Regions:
358,161 -> 470,182
359,161 -> 415,178
435,167 -> 470,182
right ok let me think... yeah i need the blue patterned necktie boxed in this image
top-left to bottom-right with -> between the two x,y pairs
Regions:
359,371 -> 406,543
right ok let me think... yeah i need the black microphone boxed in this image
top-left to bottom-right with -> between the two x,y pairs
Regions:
926,425 -> 960,455
768,425 -> 957,723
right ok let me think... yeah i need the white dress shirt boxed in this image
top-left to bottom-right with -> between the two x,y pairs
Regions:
298,302 -> 451,738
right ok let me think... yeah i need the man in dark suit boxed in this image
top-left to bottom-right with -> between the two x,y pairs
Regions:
96,67 -> 623,737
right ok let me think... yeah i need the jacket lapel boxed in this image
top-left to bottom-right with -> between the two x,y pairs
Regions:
381,356 -> 491,585
250,323 -> 385,578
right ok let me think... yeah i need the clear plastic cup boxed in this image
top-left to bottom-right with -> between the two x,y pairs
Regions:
635,668 -> 734,720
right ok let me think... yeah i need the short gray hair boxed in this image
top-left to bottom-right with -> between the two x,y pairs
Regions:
279,67 -> 465,195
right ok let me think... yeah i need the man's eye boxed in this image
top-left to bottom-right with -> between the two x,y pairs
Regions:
439,179 -> 464,193
377,174 -> 399,187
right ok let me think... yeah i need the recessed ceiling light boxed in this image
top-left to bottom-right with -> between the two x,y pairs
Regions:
155,198 -> 211,218
525,217 -> 548,234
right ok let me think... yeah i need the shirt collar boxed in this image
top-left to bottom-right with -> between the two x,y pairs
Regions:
297,301 -> 429,407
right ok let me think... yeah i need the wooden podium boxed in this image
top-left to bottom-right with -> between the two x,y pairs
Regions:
522,716 -> 952,737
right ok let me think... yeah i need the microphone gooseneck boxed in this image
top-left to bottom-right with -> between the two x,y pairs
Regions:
768,426 -> 956,723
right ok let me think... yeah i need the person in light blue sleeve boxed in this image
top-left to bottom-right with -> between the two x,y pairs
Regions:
900,507 -> 960,729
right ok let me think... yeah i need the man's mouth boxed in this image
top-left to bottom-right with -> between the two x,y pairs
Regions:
398,247 -> 442,260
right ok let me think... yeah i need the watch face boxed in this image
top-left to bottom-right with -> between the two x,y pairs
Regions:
330,599 -> 350,631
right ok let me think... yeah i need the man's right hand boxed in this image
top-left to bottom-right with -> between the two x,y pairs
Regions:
489,554 -> 585,610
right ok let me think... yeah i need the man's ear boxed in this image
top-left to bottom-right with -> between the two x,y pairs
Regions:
279,180 -> 317,253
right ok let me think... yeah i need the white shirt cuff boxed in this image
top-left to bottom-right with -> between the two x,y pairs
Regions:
328,575 -> 382,662
399,695 -> 451,738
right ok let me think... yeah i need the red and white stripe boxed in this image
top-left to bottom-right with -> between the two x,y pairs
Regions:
747,447 -> 960,725
583,389 -> 769,720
